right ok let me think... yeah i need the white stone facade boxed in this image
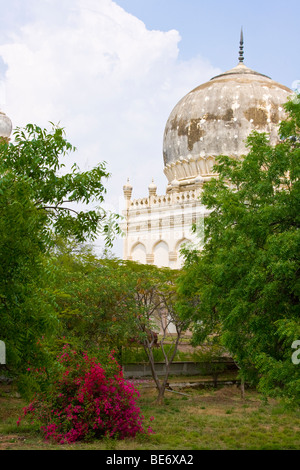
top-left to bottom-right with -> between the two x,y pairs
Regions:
122,179 -> 207,269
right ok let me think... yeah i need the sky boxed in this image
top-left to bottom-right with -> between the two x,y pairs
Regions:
0,0 -> 299,256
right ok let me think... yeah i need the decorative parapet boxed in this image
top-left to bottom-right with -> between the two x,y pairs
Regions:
130,197 -> 149,207
129,188 -> 202,210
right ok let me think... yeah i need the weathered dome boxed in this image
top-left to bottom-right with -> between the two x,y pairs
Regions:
163,61 -> 292,188
0,111 -> 12,140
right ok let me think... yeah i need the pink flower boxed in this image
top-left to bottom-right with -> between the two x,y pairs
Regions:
17,348 -> 149,444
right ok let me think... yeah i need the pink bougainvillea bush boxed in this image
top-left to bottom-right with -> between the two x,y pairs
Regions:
17,345 -> 153,444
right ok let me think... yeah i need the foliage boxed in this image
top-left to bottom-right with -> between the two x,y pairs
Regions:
50,255 -> 191,404
17,345 -> 152,444
0,123 -> 120,381
46,246 -> 142,359
47,249 -> 190,385
178,94 -> 300,403
124,262 -> 191,404
0,123 -> 120,245
190,342 -> 230,387
122,343 -> 188,364
0,153 -> 57,376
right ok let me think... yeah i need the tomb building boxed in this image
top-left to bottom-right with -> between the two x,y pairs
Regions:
123,33 -> 292,268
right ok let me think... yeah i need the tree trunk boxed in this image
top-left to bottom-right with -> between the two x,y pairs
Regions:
156,385 -> 165,405
212,372 -> 218,388
240,378 -> 245,399
144,344 -> 165,404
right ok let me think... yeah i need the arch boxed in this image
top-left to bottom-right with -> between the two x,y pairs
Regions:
153,240 -> 169,268
131,242 -> 146,264
175,238 -> 191,251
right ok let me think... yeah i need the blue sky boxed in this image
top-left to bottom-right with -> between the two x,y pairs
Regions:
115,0 -> 300,87
0,0 -> 298,256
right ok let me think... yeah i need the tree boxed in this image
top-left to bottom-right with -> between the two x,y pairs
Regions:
48,244 -> 140,358
46,247 -> 191,405
0,168 -> 57,379
179,94 -> 300,403
126,262 -> 190,405
0,123 -> 120,381
0,123 -> 120,245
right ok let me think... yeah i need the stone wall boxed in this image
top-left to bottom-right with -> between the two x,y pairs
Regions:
122,359 -> 238,378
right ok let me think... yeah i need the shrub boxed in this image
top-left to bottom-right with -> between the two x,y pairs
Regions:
17,345 -> 152,444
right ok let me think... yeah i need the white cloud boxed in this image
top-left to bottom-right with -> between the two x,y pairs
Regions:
0,0 -> 221,255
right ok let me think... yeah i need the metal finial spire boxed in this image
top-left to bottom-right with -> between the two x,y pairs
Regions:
239,27 -> 244,63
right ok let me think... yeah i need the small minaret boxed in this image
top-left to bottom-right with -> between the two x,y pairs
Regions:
148,178 -> 157,198
123,178 -> 133,209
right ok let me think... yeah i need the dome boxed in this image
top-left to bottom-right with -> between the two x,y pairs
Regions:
163,60 -> 292,188
0,111 -> 12,140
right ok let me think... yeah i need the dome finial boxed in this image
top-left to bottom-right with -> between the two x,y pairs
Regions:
239,27 -> 244,63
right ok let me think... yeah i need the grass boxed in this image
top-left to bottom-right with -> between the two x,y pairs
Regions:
0,381 -> 299,450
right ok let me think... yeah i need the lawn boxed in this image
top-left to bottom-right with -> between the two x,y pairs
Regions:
0,380 -> 299,450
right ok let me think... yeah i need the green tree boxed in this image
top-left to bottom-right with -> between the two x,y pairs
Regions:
179,95 -> 300,404
39,244 -> 190,404
0,123 -> 120,245
0,123 -> 120,382
125,262 -> 190,404
0,169 -> 56,379
48,245 -> 140,359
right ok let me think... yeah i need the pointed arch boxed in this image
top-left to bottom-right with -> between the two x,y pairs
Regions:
131,242 -> 146,264
153,240 -> 169,268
